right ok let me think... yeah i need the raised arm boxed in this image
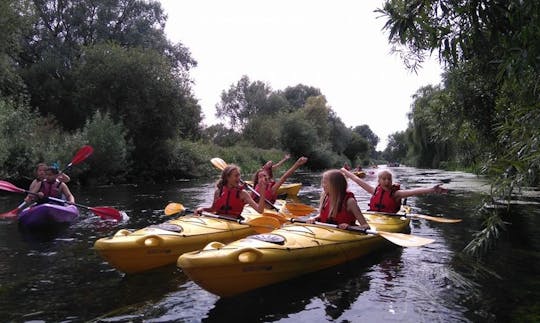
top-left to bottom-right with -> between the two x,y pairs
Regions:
394,184 -> 448,199
272,154 -> 291,170
340,167 -> 376,195
271,157 -> 308,193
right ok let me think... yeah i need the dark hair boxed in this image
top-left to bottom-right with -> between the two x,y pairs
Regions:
46,166 -> 59,175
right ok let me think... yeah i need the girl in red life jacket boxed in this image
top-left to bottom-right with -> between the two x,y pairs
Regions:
28,167 -> 75,205
306,170 -> 370,230
195,164 -> 268,218
24,163 -> 71,205
341,168 -> 448,213
252,156 -> 308,203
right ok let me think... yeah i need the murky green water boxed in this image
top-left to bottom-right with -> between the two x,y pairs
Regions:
0,166 -> 539,322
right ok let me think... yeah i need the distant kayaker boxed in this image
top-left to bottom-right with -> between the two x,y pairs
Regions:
306,169 -> 370,230
251,156 -> 308,203
23,163 -> 71,206
261,153 -> 290,180
341,168 -> 447,213
195,164 -> 268,218
27,166 -> 75,205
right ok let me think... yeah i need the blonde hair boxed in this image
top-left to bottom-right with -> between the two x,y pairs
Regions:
319,169 -> 348,219
377,170 -> 394,181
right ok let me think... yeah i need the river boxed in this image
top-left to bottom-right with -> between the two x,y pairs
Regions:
0,165 -> 539,322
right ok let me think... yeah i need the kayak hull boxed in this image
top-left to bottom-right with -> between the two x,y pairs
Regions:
18,203 -> 79,229
177,214 -> 410,297
94,212 -> 273,274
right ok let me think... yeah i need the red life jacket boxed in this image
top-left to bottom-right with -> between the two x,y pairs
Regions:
251,180 -> 278,204
213,186 -> 245,217
319,191 -> 357,226
38,180 -> 62,204
368,184 -> 401,213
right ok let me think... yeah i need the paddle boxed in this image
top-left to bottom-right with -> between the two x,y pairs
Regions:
61,145 -> 94,173
1,145 -> 95,219
0,180 -> 122,221
210,157 -> 281,211
163,202 -> 280,234
290,218 -> 434,247
281,203 -> 461,223
399,206 -> 462,223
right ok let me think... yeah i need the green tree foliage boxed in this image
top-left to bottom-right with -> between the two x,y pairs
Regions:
215,75 -> 274,129
379,0 -> 540,255
383,131 -> 407,163
72,43 -> 201,175
17,0 -> 194,128
282,84 -> 322,111
202,124 -> 242,147
81,110 -> 131,184
280,110 -> 318,158
343,132 -> 369,164
352,125 -> 379,158
328,111 -> 351,154
0,0 -> 30,97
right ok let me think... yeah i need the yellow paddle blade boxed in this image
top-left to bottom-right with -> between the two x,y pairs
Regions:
262,212 -> 288,224
164,203 -> 185,216
374,231 -> 435,247
411,213 -> 462,223
282,202 -> 317,216
210,157 -> 227,171
402,206 -> 462,223
247,216 -> 281,234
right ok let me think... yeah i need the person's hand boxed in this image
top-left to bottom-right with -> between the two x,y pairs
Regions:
338,223 -> 350,230
305,217 -> 317,224
296,157 -> 308,166
37,192 -> 44,199
358,223 -> 370,231
433,184 -> 448,194
340,167 -> 352,176
194,207 -> 204,216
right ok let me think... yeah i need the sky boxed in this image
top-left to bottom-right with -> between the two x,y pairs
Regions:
158,0 -> 443,150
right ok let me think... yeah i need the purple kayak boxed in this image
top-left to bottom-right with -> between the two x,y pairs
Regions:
18,203 -> 79,229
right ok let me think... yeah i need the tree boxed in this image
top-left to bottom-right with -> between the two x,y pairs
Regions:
343,132 -> 369,163
17,0 -> 196,129
215,75 -> 273,129
73,43 -> 201,174
282,84 -> 322,111
383,131 -> 408,163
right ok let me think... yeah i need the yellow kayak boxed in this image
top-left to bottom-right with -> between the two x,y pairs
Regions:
276,183 -> 302,197
177,213 -> 413,297
94,206 -> 282,274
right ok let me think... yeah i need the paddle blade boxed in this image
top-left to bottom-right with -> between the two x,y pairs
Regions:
210,158 -> 227,171
411,213 -> 462,223
283,203 -> 317,216
375,231 -> 435,247
247,216 -> 281,234
90,206 -> 122,221
71,145 -> 94,165
0,180 -> 25,194
0,208 -> 19,220
165,203 -> 186,216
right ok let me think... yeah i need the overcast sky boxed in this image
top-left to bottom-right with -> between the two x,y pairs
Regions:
158,0 -> 443,150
